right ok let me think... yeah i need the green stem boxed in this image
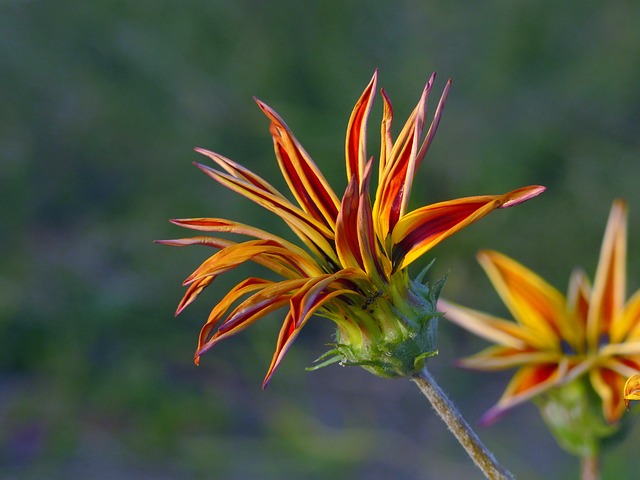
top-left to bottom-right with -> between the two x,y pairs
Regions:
412,367 -> 514,480
580,455 -> 599,480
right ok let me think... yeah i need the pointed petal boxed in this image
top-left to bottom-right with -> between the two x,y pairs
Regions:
590,367 -> 626,423
256,99 -> 340,228
565,268 -> 591,351
458,344 -> 563,370
345,70 -> 378,184
480,362 -> 567,425
588,199 -> 627,349
195,277 -> 276,358
183,240 -> 321,286
439,299 -> 531,349
475,250 -> 569,350
373,74 -> 434,241
176,276 -> 215,315
262,273 -> 354,387
621,289 -> 640,341
194,161 -> 339,265
195,278 -> 308,362
378,89 -> 393,177
391,186 -> 546,270
335,174 -> 365,270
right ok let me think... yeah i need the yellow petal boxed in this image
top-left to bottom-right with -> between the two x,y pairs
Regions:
391,185 -> 545,270
624,374 -> 640,409
588,199 -> 627,349
439,299 -> 531,349
477,250 -> 568,350
590,367 -> 626,423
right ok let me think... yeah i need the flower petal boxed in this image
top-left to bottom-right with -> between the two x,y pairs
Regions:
480,362 -> 567,425
183,240 -> 321,286
589,367 -> 626,423
373,73 -> 438,241
195,278 -> 307,363
194,161 -> 339,265
475,250 -> 569,350
589,199 -> 627,349
345,70 -> 377,184
262,273 -> 356,387
457,345 -> 563,370
256,99 -> 341,229
390,185 -> 546,270
439,299 -> 532,349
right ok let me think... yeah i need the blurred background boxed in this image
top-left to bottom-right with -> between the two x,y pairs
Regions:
2,0 -> 640,478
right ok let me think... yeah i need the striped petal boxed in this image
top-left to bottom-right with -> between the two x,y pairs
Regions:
183,240 -> 320,286
256,99 -> 341,229
196,278 -> 308,362
439,299 -> 536,349
457,345 -> 563,370
475,250 -> 569,350
390,185 -> 546,270
590,367 -> 626,423
345,70 -> 377,184
590,199 -> 627,346
195,161 -> 339,264
262,272 -> 356,387
480,362 -> 567,425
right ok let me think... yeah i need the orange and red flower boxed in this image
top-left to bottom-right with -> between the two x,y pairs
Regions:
441,199 -> 640,424
158,70 -> 545,387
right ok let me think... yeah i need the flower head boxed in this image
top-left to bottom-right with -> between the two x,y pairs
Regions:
441,199 -> 640,426
158,70 -> 545,387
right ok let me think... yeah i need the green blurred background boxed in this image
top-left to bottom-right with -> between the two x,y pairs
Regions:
3,1 -> 640,478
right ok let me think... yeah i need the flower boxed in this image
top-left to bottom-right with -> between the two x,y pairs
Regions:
158,70 -> 545,388
440,199 -> 640,426
624,374 -> 640,409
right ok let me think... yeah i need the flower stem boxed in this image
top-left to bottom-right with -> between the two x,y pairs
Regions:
580,455 -> 599,480
412,367 -> 514,480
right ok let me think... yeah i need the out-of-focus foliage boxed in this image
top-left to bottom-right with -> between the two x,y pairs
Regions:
1,1 -> 639,478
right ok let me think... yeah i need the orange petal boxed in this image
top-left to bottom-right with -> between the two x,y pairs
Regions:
439,299 -> 532,349
390,185 -> 546,270
624,374 -> 640,409
345,70 -> 377,184
590,367 -> 626,423
262,273 -> 355,387
255,100 -> 340,229
588,199 -> 627,349
194,161 -> 339,265
477,250 -> 571,350
481,362 -> 566,425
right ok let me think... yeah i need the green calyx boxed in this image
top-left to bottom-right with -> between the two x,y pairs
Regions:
534,377 -> 620,457
310,266 -> 444,379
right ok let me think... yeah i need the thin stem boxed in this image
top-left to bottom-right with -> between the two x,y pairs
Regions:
412,367 -> 514,480
580,455 -> 599,480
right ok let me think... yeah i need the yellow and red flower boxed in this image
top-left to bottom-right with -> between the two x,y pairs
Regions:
158,70 -> 545,387
441,199 -> 640,425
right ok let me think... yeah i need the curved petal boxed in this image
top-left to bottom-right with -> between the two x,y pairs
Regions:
195,278 -> 308,363
256,99 -> 340,229
373,73 -> 437,241
183,240 -> 322,286
621,289 -> 640,341
588,199 -> 627,349
457,345 -> 563,370
390,185 -> 546,270
262,272 -> 357,387
589,367 -> 626,423
345,70 -> 377,184
480,362 -> 567,425
194,161 -> 339,265
476,250 -> 568,350
439,299 -> 532,349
